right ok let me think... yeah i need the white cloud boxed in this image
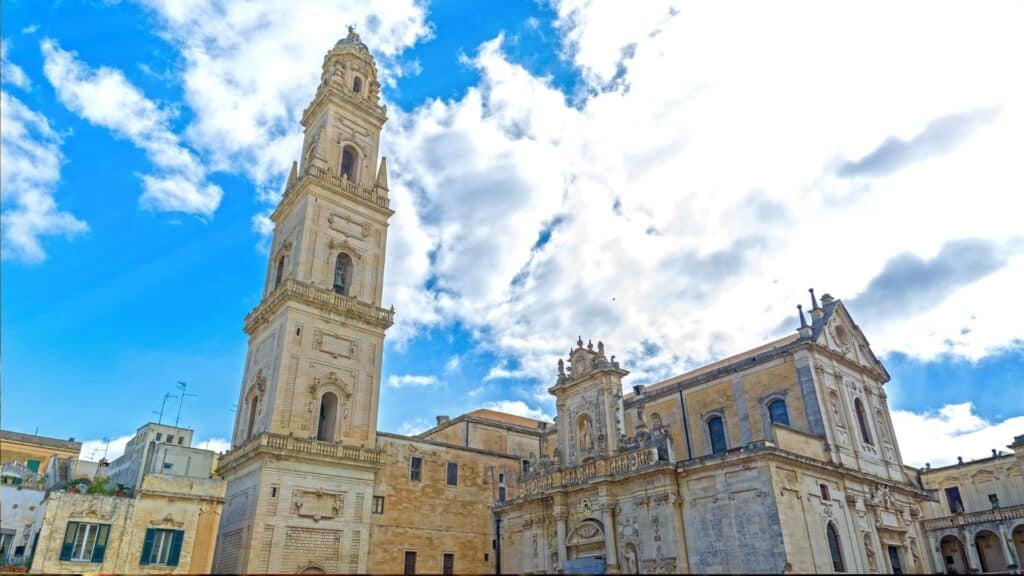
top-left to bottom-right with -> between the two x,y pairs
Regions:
40,39 -> 222,216
195,437 -> 231,453
79,434 -> 133,462
891,402 -> 1024,468
398,418 -> 430,436
443,355 -> 461,374
482,400 -> 551,422
1,91 -> 87,262
1,39 -> 31,89
373,0 -> 1024,401
387,374 -> 442,388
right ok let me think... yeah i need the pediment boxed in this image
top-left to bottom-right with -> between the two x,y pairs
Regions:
816,301 -> 889,380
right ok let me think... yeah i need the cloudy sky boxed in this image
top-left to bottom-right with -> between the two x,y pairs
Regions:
3,0 -> 1022,467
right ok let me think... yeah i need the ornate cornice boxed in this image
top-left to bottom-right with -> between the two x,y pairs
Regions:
216,432 -> 384,477
272,165 -> 392,224
244,278 -> 394,334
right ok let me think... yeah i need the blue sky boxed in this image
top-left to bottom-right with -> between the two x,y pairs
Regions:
2,0 -> 1022,467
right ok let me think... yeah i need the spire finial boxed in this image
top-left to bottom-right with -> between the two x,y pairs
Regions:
809,288 -> 820,311
587,339 -> 593,351
577,336 -> 583,348
798,304 -> 808,328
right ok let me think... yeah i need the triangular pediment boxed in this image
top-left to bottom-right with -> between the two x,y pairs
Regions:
815,300 -> 889,381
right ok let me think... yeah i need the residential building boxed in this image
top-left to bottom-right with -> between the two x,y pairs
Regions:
0,430 -> 81,475
107,422 -> 199,490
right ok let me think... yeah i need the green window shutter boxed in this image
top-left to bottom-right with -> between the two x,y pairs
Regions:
26,459 -> 40,472
168,530 -> 184,567
59,522 -> 78,561
140,528 -> 155,565
91,525 -> 110,563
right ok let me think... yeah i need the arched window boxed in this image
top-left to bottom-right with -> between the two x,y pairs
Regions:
707,416 -> 727,454
317,392 -> 339,442
340,145 -> 358,181
768,399 -> 790,426
352,76 -> 362,93
247,395 -> 259,440
274,255 -> 285,290
827,523 -> 845,572
333,253 -> 353,296
855,398 -> 872,445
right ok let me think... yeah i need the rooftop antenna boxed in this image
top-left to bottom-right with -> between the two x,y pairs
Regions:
101,437 -> 111,460
156,392 -> 178,425
174,381 -> 198,428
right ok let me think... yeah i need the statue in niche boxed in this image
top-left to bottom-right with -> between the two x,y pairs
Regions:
579,416 -> 595,452
864,535 -> 878,571
623,543 -> 640,575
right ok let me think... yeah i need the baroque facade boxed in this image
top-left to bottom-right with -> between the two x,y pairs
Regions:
209,30 -> 1020,575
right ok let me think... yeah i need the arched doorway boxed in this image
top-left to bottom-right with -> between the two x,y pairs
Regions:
317,392 -> 339,442
975,530 -> 1008,573
940,535 -> 969,574
1013,525 -> 1024,572
565,519 -> 606,574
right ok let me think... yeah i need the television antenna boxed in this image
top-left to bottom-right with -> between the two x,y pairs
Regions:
174,381 -> 198,428
155,392 -> 178,425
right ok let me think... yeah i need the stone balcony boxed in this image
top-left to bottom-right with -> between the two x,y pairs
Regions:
216,432 -> 384,477
922,503 -> 1024,531
244,278 -> 394,333
286,164 -> 390,210
507,446 -> 666,504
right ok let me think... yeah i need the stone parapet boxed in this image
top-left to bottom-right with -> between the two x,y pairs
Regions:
922,503 -> 1024,530
244,278 -> 394,333
511,446 -> 663,502
216,432 -> 384,477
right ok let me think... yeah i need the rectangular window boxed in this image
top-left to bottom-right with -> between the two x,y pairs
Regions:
156,433 -> 163,441
446,462 -> 458,486
59,522 -> 110,563
410,457 -> 422,482
162,462 -> 173,470
178,436 -> 184,445
945,486 -> 964,514
373,496 -> 385,514
521,460 -> 530,475
988,493 -> 1000,508
140,528 -> 183,566
820,484 -> 831,500
443,553 -> 454,576
498,486 -> 506,502
166,435 -> 174,444
270,486 -> 278,498
26,459 -> 40,472
404,551 -> 417,575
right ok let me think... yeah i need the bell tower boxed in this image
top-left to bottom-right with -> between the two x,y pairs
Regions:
213,28 -> 394,574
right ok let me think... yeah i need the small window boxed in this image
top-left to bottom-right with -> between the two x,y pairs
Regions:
498,486 -> 506,502
59,522 -> 110,563
404,551 -> 417,576
768,399 -> 790,426
521,460 -> 530,475
855,398 -> 872,445
498,472 -> 505,484
270,486 -> 278,498
162,462 -> 173,470
274,255 -> 285,289
820,484 -> 830,500
443,553 -> 454,576
945,486 -> 964,514
707,416 -> 727,454
446,462 -> 458,486
167,435 -> 174,444
333,253 -> 353,296
140,528 -> 183,566
373,496 -> 385,514
353,76 -> 363,93
178,436 -> 184,445
156,433 -> 163,442
988,493 -> 1000,508
410,456 -> 422,482
827,523 -> 845,572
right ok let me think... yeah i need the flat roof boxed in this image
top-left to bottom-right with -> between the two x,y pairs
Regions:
0,429 -> 82,452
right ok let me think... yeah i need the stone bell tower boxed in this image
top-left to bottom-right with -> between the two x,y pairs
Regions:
213,28 -> 394,574
550,338 -> 629,467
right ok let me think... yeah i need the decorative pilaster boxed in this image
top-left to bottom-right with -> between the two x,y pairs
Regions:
670,494 -> 689,573
554,507 -> 568,571
599,500 -> 619,573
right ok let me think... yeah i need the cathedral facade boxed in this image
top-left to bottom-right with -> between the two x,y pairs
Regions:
210,31 -> 969,575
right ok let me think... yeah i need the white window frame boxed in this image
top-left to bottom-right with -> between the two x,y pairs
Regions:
71,523 -> 101,562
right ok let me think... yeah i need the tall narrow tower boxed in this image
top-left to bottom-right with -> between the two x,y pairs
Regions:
213,28 -> 394,574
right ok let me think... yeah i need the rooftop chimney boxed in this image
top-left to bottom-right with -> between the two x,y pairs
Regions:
436,415 -> 450,427
957,456 -> 964,465
633,384 -> 645,397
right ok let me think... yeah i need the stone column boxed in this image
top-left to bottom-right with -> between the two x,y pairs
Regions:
962,528 -> 982,573
929,535 -> 946,576
554,507 -> 568,571
1000,524 -> 1019,570
670,494 -> 689,573
599,500 -> 619,573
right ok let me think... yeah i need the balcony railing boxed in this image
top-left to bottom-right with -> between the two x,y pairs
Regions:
516,446 -> 662,500
218,432 -> 384,474
286,164 -> 390,210
245,278 -> 394,332
922,503 -> 1024,531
